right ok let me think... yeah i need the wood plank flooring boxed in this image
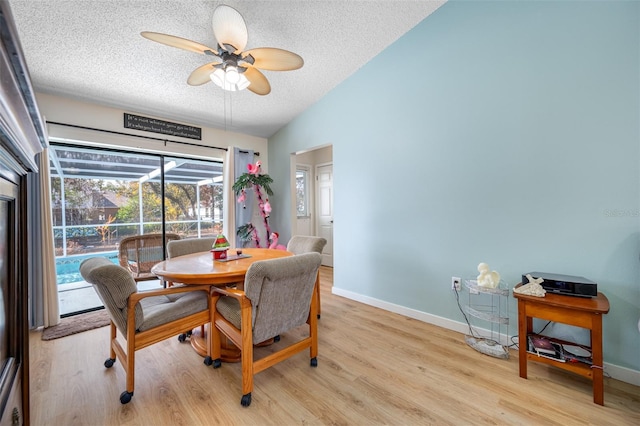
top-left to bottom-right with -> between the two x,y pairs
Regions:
30,266 -> 640,425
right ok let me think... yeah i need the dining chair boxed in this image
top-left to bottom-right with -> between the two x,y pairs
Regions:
166,237 -> 217,259
207,252 -> 322,406
286,235 -> 327,318
166,237 -> 217,342
79,257 -> 211,404
118,233 -> 181,282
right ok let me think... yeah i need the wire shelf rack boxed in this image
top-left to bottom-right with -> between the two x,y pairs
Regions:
463,279 -> 510,359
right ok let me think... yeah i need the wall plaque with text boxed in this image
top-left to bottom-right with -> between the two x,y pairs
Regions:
124,113 -> 202,140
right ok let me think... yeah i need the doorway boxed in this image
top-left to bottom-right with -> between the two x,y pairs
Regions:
292,145 -> 333,266
316,163 -> 333,267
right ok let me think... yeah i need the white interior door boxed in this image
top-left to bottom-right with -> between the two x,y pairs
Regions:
316,164 -> 333,266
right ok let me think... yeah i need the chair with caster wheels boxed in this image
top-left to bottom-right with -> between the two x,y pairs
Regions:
209,252 -> 322,407
79,257 -> 211,404
286,236 -> 327,318
166,237 -> 217,342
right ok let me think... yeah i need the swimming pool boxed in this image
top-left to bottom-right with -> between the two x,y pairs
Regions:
56,252 -> 118,285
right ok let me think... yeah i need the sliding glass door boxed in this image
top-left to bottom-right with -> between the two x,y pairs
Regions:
161,156 -> 224,238
49,144 -> 223,316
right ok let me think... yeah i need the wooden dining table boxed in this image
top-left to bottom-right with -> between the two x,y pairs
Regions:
151,247 -> 293,361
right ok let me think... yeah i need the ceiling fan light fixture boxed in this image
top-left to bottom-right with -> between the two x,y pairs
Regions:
225,65 -> 240,84
210,67 -> 250,92
210,68 -> 226,86
236,74 -> 250,90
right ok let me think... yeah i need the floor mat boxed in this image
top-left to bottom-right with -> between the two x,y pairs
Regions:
41,309 -> 110,340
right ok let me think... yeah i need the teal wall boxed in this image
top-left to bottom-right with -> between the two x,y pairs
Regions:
269,0 -> 640,372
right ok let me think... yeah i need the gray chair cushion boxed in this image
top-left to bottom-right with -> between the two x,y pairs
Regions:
216,253 -> 322,343
286,236 -> 327,255
80,257 -> 141,331
216,297 -> 241,330
167,237 -> 217,258
138,291 -> 208,331
80,256 -> 208,333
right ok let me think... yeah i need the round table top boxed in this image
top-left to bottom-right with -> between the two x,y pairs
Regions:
151,247 -> 293,285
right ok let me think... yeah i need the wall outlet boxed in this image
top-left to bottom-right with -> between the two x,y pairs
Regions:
451,276 -> 461,291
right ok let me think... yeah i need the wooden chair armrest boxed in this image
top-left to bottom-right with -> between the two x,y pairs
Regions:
210,286 -> 245,300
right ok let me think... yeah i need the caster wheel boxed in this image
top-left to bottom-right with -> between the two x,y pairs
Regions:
178,333 -> 187,343
204,356 -> 213,366
119,391 -> 133,404
310,357 -> 318,367
317,314 -> 321,319
240,393 -> 252,407
213,358 -> 222,369
104,358 -> 115,368
274,335 -> 281,342
186,330 -> 192,337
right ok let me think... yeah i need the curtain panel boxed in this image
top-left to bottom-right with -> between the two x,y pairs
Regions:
27,149 -> 59,328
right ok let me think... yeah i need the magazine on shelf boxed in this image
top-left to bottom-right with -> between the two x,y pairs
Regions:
528,335 -> 557,355
527,335 -> 593,364
527,335 -> 565,362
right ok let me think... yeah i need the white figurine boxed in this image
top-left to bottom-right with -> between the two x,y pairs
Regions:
477,262 -> 501,288
513,274 -> 546,297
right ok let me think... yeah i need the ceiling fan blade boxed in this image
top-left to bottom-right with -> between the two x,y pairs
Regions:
212,5 -> 248,53
141,31 -> 217,55
243,67 -> 271,95
243,48 -> 304,71
187,62 -> 221,86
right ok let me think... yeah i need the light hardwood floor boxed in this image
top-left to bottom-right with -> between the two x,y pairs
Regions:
30,266 -> 639,425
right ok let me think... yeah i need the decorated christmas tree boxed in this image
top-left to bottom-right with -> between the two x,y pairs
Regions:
211,233 -> 230,259
233,161 -> 280,248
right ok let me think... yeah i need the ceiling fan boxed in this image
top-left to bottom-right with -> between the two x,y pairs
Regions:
141,4 -> 303,95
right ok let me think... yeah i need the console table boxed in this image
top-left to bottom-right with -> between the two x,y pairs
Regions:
513,285 -> 610,405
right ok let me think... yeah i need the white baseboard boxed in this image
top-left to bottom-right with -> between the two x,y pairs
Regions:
331,287 -> 640,387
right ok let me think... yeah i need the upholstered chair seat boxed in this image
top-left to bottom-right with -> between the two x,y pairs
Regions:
286,235 -> 327,318
166,237 -> 217,259
165,237 -> 218,341
286,235 -> 327,256
79,257 -> 211,404
208,252 -> 323,407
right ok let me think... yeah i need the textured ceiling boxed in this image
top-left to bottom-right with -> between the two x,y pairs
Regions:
7,1 -> 445,138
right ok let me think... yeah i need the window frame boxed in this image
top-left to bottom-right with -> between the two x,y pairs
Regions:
295,166 -> 311,218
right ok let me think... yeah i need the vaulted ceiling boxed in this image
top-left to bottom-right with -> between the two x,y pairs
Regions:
7,1 -> 445,138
